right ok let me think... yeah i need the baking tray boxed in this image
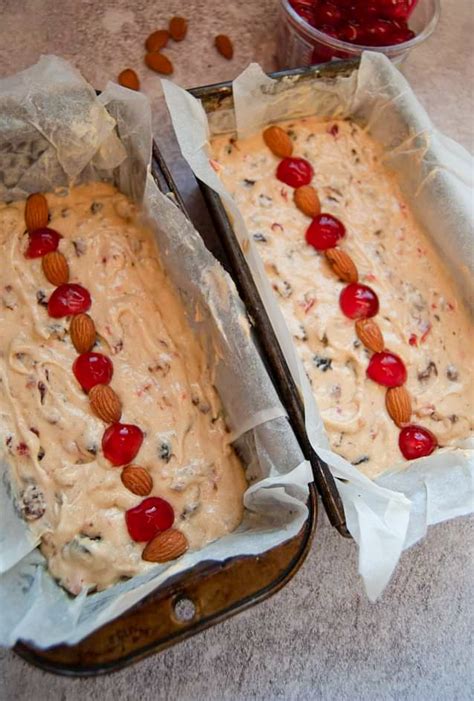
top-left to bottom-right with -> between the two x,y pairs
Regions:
188,62 -> 359,537
13,143 -> 318,677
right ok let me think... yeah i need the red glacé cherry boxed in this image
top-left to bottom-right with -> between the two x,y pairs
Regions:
125,497 -> 174,542
25,228 -> 61,258
48,284 -> 91,318
306,214 -> 346,250
73,352 -> 113,392
102,423 -> 144,466
339,282 -> 379,319
399,425 -> 438,460
367,351 -> 407,387
276,157 -> 314,188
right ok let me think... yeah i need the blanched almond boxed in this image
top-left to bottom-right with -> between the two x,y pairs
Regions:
325,248 -> 358,283
70,313 -> 96,353
294,185 -> 321,218
25,193 -> 48,232
355,318 -> 384,353
89,384 -> 122,424
42,251 -> 69,286
386,386 -> 412,427
263,126 -> 293,158
121,465 -> 153,496
142,528 -> 188,562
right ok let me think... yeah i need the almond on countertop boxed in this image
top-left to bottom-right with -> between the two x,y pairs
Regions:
118,69 -> 140,91
262,126 -> 293,158
145,52 -> 173,75
69,313 -> 96,353
169,16 -> 187,41
355,318 -> 385,353
145,29 -> 169,52
294,185 -> 321,218
215,34 -> 234,60
386,386 -> 412,427
121,464 -> 153,496
325,248 -> 359,284
142,528 -> 188,562
25,193 -> 49,232
42,251 -> 69,286
89,383 -> 122,424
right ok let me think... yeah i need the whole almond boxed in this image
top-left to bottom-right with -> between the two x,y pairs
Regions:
294,185 -> 321,218
145,52 -> 173,75
25,193 -> 49,232
121,465 -> 153,496
70,313 -> 96,353
324,248 -> 359,283
142,528 -> 188,563
386,386 -> 412,427
145,29 -> 169,52
118,68 -> 140,91
42,251 -> 69,286
263,126 -> 293,158
89,384 -> 122,423
169,16 -> 187,41
355,318 -> 384,353
215,34 -> 234,60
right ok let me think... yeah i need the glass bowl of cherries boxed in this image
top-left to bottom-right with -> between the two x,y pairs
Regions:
277,0 -> 440,68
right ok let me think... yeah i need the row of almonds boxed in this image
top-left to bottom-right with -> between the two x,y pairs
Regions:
23,193 -> 188,563
118,16 -> 234,91
261,125 -> 437,460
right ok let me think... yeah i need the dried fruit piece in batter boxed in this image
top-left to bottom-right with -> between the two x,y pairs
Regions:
89,383 -> 122,423
25,193 -> 49,232
276,157 -> 314,188
70,313 -> 96,353
125,496 -> 174,541
142,528 -> 188,562
367,351 -> 407,387
73,352 -> 113,392
340,283 -> 379,319
26,228 -> 61,259
48,283 -> 91,317
263,126 -> 293,158
102,423 -> 144,466
306,214 -> 346,251
399,425 -> 437,460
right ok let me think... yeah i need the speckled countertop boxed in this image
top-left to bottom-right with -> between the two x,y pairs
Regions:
0,1 -> 473,699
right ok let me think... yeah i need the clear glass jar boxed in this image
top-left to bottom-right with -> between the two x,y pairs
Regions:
277,0 -> 441,69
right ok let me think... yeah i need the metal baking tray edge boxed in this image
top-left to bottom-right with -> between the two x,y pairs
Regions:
188,62 -> 360,537
13,143 -> 318,677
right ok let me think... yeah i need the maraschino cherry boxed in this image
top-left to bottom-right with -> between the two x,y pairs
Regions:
399,425 -> 438,460
276,157 -> 314,188
125,497 -> 174,542
102,423 -> 144,466
367,351 -> 407,387
339,282 -> 379,319
25,228 -> 61,258
48,283 -> 91,318
73,352 -> 113,392
306,214 -> 346,250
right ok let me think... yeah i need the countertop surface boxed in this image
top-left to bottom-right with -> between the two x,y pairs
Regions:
0,1 -> 473,699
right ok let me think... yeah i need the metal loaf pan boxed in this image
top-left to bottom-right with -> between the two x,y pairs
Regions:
188,62 -> 360,537
14,142 -> 318,677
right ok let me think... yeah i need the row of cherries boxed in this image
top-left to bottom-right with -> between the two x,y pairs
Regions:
290,0 -> 417,51
271,152 -> 437,460
24,210 -> 174,544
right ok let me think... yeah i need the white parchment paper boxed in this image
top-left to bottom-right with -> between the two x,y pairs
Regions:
0,56 -> 314,648
163,51 -> 474,601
